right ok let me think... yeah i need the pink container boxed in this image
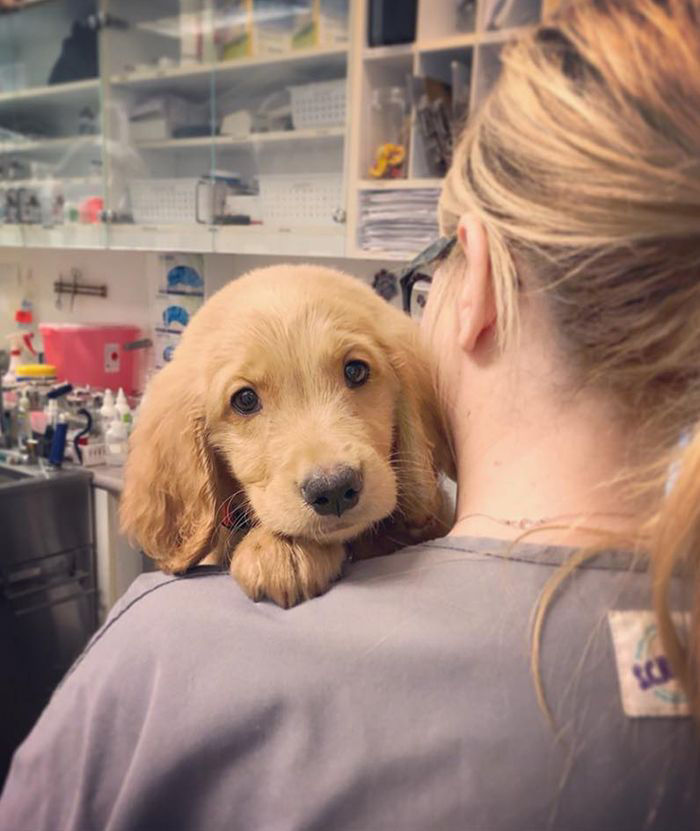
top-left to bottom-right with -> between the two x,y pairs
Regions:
40,323 -> 143,395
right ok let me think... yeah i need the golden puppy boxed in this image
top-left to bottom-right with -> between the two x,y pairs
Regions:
120,265 -> 453,607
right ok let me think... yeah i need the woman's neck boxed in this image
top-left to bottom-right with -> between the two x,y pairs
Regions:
448,365 -> 652,546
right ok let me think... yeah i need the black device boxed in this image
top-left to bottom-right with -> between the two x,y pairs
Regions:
48,17 -> 98,85
368,0 -> 418,46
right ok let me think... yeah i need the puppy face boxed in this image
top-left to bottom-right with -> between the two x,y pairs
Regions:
121,265 -> 450,572
204,290 -> 399,543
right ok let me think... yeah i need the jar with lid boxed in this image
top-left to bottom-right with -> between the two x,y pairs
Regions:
368,86 -> 409,179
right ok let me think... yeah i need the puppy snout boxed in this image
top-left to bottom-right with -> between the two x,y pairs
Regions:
301,466 -> 363,517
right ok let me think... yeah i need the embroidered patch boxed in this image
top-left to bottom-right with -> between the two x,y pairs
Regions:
608,610 -> 690,718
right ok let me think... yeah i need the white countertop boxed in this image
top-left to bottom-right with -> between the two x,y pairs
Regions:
90,463 -> 124,492
0,453 -> 125,492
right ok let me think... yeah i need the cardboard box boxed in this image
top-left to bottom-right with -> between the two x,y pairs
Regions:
252,0 -> 319,56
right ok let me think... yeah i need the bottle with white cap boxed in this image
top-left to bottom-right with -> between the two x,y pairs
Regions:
98,389 -> 116,438
115,387 -> 133,434
2,333 -> 23,387
105,413 -> 128,466
45,397 -> 59,427
16,388 -> 31,447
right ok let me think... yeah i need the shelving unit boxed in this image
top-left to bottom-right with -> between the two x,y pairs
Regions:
346,0 -> 543,259
0,0 -> 545,258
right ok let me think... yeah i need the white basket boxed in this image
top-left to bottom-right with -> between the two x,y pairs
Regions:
289,79 -> 346,129
130,178 -> 198,224
258,173 -> 343,227
78,442 -> 106,467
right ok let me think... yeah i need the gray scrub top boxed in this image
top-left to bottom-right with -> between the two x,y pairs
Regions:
0,536 -> 698,831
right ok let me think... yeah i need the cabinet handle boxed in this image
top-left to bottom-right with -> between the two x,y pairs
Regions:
15,587 -> 97,618
3,571 -> 91,601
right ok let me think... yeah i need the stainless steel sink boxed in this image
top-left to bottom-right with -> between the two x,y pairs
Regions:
0,466 -> 33,485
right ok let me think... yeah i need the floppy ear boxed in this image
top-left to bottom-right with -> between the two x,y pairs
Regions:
120,360 -> 239,573
389,325 -> 456,529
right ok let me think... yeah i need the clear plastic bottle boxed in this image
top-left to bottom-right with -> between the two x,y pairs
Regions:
105,414 -> 128,467
16,390 -> 31,448
98,389 -> 116,438
368,86 -> 408,179
115,388 -> 133,434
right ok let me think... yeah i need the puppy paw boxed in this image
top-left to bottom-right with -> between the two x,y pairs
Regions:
231,527 -> 346,608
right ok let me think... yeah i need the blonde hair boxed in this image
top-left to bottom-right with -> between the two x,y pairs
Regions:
439,0 -> 700,717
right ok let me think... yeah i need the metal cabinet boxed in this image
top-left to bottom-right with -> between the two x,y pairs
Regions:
0,466 -> 96,783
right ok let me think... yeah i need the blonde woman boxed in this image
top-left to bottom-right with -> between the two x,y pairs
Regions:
1,1 -> 699,829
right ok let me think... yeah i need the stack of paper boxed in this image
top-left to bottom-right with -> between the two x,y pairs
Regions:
358,188 -> 440,257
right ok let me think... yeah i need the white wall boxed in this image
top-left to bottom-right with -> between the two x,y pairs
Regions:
204,252 -> 393,294
0,249 -> 152,345
0,247 -> 400,360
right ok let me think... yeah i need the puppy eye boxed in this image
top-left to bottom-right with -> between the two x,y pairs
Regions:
230,387 -> 261,415
344,360 -> 370,388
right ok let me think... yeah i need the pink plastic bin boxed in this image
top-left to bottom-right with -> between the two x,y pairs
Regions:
40,323 -> 143,395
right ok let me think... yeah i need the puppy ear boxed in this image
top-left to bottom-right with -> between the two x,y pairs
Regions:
389,326 -> 455,529
120,361 -> 237,573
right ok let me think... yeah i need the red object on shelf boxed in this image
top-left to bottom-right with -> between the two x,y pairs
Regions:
80,197 -> 104,224
40,323 -> 143,395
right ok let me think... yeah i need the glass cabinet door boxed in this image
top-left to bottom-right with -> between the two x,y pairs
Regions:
102,0 -> 350,255
209,0 -> 349,257
101,0 -> 217,251
0,0 -> 107,248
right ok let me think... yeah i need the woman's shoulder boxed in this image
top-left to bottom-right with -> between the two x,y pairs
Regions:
3,536 -> 698,831
94,534 -> 655,654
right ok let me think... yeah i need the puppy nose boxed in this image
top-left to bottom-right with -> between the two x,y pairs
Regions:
300,466 -> 363,517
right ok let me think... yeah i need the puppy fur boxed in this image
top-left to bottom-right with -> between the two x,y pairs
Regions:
120,265 -> 454,607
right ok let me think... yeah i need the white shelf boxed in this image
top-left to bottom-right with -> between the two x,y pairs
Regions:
107,223 -> 345,256
417,33 -> 479,52
107,223 -> 213,253
213,225 -> 345,257
0,78 -> 99,108
111,47 -> 348,96
358,178 -> 443,190
363,29 -> 517,61
1,176 -> 103,187
0,225 -> 23,247
363,43 -> 415,62
347,244 -> 413,262
0,136 -> 101,156
479,25 -> 534,44
135,127 -> 345,151
11,224 -> 106,249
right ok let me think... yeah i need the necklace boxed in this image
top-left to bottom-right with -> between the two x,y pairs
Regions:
454,511 -> 632,531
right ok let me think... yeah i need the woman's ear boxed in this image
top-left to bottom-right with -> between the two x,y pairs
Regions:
120,360 -> 239,573
389,324 -> 456,529
456,215 -> 496,353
